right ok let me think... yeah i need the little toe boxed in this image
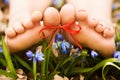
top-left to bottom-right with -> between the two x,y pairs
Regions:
44,7 -> 60,26
31,11 -> 42,23
103,27 -> 115,38
21,17 -> 34,29
60,4 -> 75,24
5,27 -> 16,38
13,22 -> 25,34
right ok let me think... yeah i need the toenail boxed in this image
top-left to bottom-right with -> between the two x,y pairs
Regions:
98,23 -> 103,27
33,11 -> 41,14
6,28 -> 16,37
88,17 -> 97,27
103,27 -> 114,38
92,18 -> 97,22
76,10 -> 87,21
107,27 -> 112,30
77,9 -> 86,12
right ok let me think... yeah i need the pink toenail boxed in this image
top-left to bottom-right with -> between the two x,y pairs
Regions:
103,27 -> 114,38
76,10 -> 87,21
78,9 -> 86,12
93,18 -> 97,22
88,18 -> 98,28
98,23 -> 103,27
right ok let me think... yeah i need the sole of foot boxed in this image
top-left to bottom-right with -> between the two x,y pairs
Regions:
60,4 -> 116,58
5,7 -> 60,53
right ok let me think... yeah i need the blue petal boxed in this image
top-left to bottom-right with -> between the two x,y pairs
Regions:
35,53 -> 44,61
0,47 -> 3,53
62,48 -> 67,54
116,13 -> 120,17
60,41 -> 71,54
37,57 -> 44,61
61,41 -> 70,48
4,0 -> 9,4
112,4 -> 117,10
53,0 -> 59,6
26,51 -> 34,58
113,51 -> 120,60
36,53 -> 44,57
91,50 -> 98,58
55,33 -> 64,42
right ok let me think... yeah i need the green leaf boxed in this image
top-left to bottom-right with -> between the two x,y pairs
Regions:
1,36 -> 16,79
60,56 -> 73,67
68,58 -> 120,78
0,69 -> 14,78
14,55 -> 32,72
47,71 -> 59,80
0,58 -> 7,66
88,58 -> 120,77
45,46 -> 52,78
41,39 -> 48,80
65,56 -> 81,75
102,62 -> 120,80
68,67 -> 93,76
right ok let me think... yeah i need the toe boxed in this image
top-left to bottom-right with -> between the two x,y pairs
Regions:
44,7 -> 60,26
87,17 -> 98,28
76,10 -> 88,21
5,27 -> 16,38
31,11 -> 42,22
95,22 -> 106,33
13,22 -> 25,34
21,17 -> 34,29
60,4 -> 75,24
103,27 -> 115,38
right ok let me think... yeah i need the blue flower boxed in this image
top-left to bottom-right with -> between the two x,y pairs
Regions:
113,51 -> 120,60
55,33 -> 64,42
59,40 -> 71,54
4,0 -> 9,4
26,50 -> 44,62
116,42 -> 120,47
91,50 -> 98,58
116,13 -> 120,17
112,4 -> 117,10
53,0 -> 60,6
26,51 -> 34,60
35,50 -> 44,62
53,0 -> 64,7
0,47 -> 3,53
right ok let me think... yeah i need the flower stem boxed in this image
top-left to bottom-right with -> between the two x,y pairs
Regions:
41,39 -> 47,80
33,59 -> 37,80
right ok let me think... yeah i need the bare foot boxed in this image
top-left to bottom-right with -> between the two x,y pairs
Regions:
60,4 -> 116,58
5,11 -> 43,52
5,7 -> 60,52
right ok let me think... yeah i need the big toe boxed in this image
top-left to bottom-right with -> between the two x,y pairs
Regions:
44,7 -> 60,26
60,4 -> 75,25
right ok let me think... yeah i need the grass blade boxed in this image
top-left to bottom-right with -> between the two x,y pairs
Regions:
1,36 -> 16,79
102,62 -> 120,80
14,55 -> 32,72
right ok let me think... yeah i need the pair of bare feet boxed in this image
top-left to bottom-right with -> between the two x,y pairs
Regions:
5,4 -> 116,58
